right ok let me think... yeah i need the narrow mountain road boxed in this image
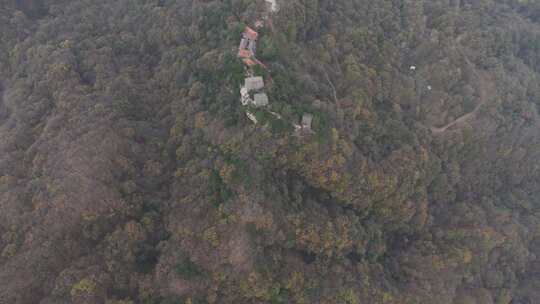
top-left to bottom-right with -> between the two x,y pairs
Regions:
430,36 -> 495,134
0,81 -> 7,122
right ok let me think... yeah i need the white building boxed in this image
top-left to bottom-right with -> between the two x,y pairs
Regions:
253,93 -> 269,107
245,76 -> 265,92
265,0 -> 279,12
302,113 -> 313,131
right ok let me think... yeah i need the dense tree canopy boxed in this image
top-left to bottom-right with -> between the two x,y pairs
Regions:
1,0 -> 540,303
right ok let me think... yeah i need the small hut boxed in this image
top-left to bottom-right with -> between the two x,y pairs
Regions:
238,49 -> 252,59
244,59 -> 258,66
243,27 -> 259,41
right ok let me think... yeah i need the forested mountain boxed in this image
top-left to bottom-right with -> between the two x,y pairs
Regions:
1,0 -> 540,303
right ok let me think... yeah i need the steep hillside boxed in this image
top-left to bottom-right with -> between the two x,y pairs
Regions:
1,0 -> 540,303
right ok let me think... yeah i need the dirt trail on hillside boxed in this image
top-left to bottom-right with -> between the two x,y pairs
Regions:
0,81 -> 7,122
430,37 -> 495,134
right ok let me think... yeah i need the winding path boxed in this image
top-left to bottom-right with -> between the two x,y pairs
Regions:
430,35 -> 494,134
0,81 -> 7,122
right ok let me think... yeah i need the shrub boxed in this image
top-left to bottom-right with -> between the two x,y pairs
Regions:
70,277 -> 97,297
175,257 -> 202,280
